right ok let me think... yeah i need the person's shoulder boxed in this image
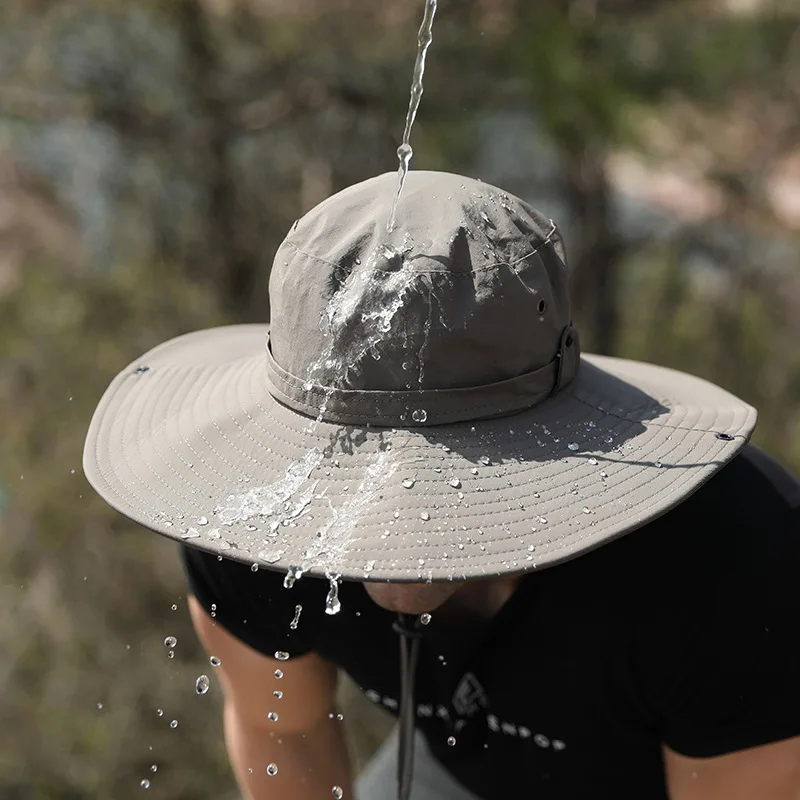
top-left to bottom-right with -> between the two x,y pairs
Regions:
694,443 -> 800,514
583,445 -> 800,604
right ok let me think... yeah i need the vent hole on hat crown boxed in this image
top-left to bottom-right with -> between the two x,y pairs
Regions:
565,333 -> 574,348
537,299 -> 547,314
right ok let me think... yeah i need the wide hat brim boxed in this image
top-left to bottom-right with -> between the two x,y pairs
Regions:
83,324 -> 756,583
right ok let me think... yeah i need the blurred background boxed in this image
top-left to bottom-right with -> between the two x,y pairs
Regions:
0,0 -> 799,796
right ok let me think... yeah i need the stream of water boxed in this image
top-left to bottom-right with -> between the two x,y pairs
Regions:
386,0 -> 439,232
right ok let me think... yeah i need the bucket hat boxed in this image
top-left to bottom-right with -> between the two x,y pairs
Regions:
83,170 -> 756,584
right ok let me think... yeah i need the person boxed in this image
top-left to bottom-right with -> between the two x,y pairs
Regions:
83,171 -> 800,800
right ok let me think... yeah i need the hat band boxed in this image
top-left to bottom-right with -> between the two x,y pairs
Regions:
265,326 -> 580,427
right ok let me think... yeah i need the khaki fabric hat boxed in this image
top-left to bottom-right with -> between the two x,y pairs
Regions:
83,171 -> 756,583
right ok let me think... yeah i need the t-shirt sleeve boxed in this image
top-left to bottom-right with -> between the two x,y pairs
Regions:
651,505 -> 800,758
179,543 -> 319,659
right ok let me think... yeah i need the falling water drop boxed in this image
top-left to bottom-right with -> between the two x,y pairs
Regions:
156,709 -> 164,717
167,650 -> 175,659
274,651 -> 290,661
447,736 -> 457,746
283,565 -> 304,589
325,577 -> 341,616
273,690 -> 283,699
169,719 -> 178,729
250,563 -> 259,572
411,409 -> 428,423
290,604 -> 303,630
268,711 -> 279,722
163,636 -> 177,648
195,675 -> 210,695
210,656 -> 221,668
420,613 -> 432,625
140,779 -> 150,789
150,765 -> 157,773
332,787 -> 344,799
266,763 -> 279,776
274,669 -> 284,679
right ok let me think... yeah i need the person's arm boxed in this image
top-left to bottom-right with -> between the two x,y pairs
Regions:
663,736 -> 800,799
188,595 -> 354,800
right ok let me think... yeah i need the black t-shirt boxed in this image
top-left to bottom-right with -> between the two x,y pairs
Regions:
180,445 -> 800,799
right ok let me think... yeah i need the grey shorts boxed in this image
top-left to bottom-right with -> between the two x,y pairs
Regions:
355,727 -> 481,800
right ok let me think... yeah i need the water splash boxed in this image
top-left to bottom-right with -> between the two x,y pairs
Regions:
387,0 -> 439,232
302,449 -> 399,574
214,450 -> 323,525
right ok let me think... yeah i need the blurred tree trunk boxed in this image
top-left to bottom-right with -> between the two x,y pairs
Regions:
565,146 -> 625,355
173,0 -> 261,321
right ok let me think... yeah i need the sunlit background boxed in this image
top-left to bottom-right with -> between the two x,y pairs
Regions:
0,0 -> 799,796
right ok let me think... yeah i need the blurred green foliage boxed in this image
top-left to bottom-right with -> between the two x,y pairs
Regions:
0,0 -> 798,797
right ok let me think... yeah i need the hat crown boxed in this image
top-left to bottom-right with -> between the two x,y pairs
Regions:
269,171 -> 573,403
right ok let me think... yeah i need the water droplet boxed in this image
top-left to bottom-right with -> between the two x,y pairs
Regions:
290,604 -> 303,630
266,763 -> 278,776
268,711 -> 279,722
283,565 -> 304,589
164,636 -> 177,648
325,576 -> 341,615
715,432 -> 735,441
169,719 -> 178,729
250,563 -> 259,572
150,765 -> 157,773
180,528 -> 200,539
332,787 -> 344,799
96,702 -> 103,710
479,455 -> 491,466
274,651 -> 290,661
582,507 -> 591,514
567,442 -> 579,451
195,675 -> 210,695
588,458 -> 598,466
273,690 -> 283,699
538,517 -> 547,524
402,478 -> 416,489
167,650 -> 175,659
420,512 -> 431,521
411,409 -> 428,423
156,709 -> 163,717
140,779 -> 150,789
654,461 -> 663,469
600,471 -> 608,479
420,613 -> 432,625
402,361 -> 412,370
448,477 -> 461,489
274,669 -> 284,679
170,604 -> 177,611
197,516 -> 208,525
447,736 -> 457,746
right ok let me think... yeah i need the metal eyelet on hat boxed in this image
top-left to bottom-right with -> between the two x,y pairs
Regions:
537,299 -> 547,314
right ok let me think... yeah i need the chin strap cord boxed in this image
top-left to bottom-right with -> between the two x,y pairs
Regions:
392,613 -> 424,800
